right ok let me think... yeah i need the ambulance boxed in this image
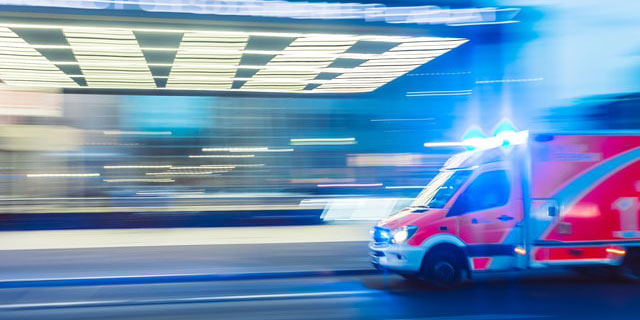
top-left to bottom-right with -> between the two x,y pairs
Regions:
370,132 -> 640,287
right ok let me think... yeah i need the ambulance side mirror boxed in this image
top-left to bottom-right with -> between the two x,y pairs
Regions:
548,206 -> 557,217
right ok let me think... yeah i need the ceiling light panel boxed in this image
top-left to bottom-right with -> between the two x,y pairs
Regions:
166,32 -> 248,90
0,27 -> 77,87
64,28 -> 155,88
0,23 -> 468,93
241,35 -> 359,91
312,38 -> 468,93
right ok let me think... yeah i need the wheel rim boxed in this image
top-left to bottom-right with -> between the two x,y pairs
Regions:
433,261 -> 455,283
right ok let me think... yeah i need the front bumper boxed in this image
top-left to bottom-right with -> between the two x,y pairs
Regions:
369,242 -> 425,274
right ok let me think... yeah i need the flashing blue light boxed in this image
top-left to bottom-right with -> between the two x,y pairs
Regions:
461,127 -> 487,151
459,120 -> 528,150
372,227 -> 391,243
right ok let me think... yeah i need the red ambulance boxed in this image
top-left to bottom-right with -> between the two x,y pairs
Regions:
370,132 -> 640,287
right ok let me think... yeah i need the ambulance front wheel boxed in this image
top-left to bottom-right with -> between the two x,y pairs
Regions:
616,248 -> 640,282
419,251 -> 463,288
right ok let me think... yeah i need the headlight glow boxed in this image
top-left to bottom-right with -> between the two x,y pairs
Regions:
393,229 -> 409,243
391,225 -> 418,244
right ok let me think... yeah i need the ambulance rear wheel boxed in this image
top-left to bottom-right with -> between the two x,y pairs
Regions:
420,251 -> 462,288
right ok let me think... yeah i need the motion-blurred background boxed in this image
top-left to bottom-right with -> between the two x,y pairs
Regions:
0,1 -> 635,229
0,1 -> 638,319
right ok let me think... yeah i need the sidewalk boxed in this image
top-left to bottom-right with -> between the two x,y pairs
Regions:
0,224 -> 375,283
0,223 -> 371,250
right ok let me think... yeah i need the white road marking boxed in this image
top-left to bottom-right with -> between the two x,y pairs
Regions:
0,290 -> 380,310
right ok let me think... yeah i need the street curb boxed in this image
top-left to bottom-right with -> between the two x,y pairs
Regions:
0,269 -> 381,288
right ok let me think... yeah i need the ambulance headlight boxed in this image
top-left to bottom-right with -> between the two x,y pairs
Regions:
391,225 -> 418,244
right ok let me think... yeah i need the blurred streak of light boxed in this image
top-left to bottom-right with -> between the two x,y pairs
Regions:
290,138 -> 356,145
448,20 -> 519,26
476,78 -> 544,84
4,1 -> 519,25
317,183 -> 383,187
406,72 -> 471,76
145,171 -> 219,176
104,179 -> 175,183
202,147 -> 294,152
207,164 -> 265,167
199,165 -> 240,169
423,142 -> 464,147
406,89 -> 472,97
385,186 -> 426,189
170,166 -> 235,170
104,165 -> 172,169
189,155 -> 255,158
370,118 -> 434,122
514,247 -> 527,255
136,191 -> 204,195
289,178 -> 355,184
103,130 -> 172,135
26,173 -> 100,178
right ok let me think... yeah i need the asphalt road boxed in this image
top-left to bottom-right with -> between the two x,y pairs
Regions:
1,272 -> 640,320
1,242 -> 640,319
0,241 -> 370,280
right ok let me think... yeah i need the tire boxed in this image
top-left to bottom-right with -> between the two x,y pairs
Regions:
616,249 -> 640,282
572,266 -> 617,280
419,251 -> 463,288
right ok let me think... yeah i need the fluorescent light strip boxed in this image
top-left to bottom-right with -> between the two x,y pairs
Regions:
18,46 -> 381,59
0,28 -> 77,87
312,40 -> 464,92
167,32 -> 247,89
65,28 -> 155,88
13,73 -> 395,84
0,23 -> 468,93
0,61 -> 425,73
243,35 -> 358,90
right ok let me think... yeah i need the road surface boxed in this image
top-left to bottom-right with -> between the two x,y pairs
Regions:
1,240 -> 639,319
1,271 -> 639,320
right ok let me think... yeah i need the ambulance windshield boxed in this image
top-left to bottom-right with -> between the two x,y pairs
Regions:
411,170 -> 472,208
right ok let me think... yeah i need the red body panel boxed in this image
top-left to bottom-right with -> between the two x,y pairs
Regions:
531,135 -> 640,246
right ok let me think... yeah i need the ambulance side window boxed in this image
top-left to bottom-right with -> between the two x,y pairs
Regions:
448,170 -> 510,216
